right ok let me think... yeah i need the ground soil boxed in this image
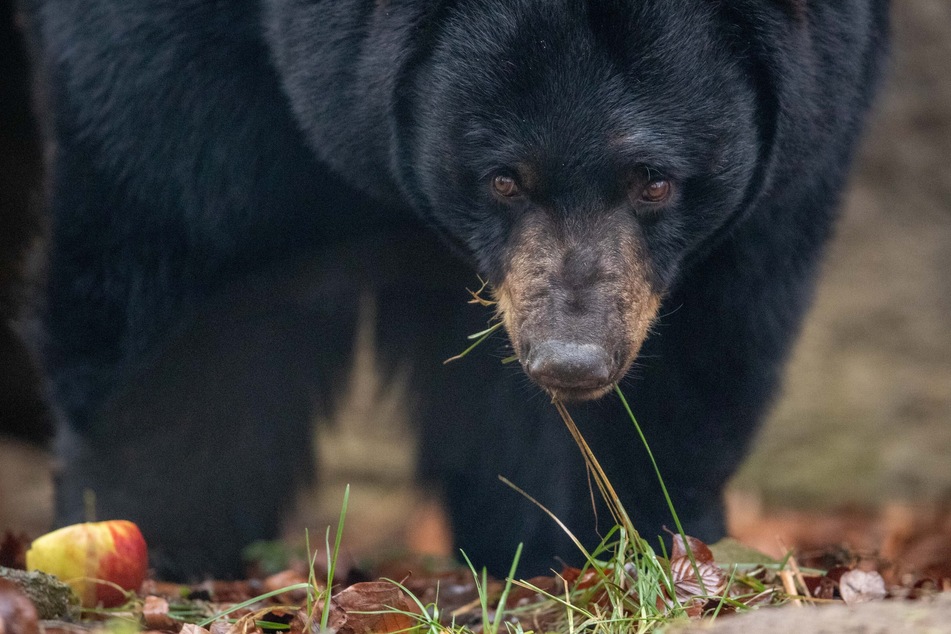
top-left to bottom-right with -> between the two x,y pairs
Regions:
672,593 -> 951,634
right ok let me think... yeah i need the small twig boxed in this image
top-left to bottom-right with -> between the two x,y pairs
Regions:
787,554 -> 812,600
778,540 -> 812,601
466,277 -> 497,306
778,571 -> 801,607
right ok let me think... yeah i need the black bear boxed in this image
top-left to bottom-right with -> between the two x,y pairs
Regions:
22,0 -> 889,579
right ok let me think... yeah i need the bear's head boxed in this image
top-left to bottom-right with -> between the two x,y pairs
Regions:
395,1 -> 764,401
267,0 -> 770,402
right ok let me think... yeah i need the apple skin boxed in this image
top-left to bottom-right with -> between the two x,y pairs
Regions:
26,520 -> 149,607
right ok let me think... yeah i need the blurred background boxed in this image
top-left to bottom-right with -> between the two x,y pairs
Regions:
727,0 -> 951,572
1,0 -> 949,573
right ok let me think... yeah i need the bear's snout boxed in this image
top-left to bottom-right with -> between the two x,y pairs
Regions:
523,340 -> 616,401
494,209 -> 662,402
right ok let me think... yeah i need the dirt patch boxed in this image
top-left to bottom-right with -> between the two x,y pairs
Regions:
673,593 -> 951,634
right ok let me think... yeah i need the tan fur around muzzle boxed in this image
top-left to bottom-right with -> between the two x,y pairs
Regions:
493,209 -> 661,398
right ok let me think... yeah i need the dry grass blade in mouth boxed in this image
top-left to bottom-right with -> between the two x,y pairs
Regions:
552,399 -> 639,540
550,390 -> 725,608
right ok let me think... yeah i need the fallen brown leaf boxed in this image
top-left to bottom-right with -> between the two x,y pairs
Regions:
142,595 -> 180,632
666,533 -> 727,604
669,534 -> 715,565
139,580 -> 190,599
192,581 -> 254,604
208,620 -> 231,634
393,569 -> 479,614
0,578 -> 39,634
332,581 -> 417,634
505,575 -> 558,609
669,556 -> 728,603
262,570 -> 310,604
290,602 -> 346,634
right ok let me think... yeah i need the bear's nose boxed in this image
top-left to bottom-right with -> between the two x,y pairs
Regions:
524,341 -> 613,391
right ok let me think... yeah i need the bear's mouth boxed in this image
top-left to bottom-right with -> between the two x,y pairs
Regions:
540,382 -> 619,404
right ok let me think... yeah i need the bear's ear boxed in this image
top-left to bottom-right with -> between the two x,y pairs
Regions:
386,0 -> 460,209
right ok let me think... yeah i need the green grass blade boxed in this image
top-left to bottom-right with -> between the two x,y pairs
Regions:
444,322 -> 503,364
320,484 -> 350,631
491,542 -> 523,634
613,385 -> 707,596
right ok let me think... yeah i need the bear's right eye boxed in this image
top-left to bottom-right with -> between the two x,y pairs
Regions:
491,173 -> 520,198
640,178 -> 672,203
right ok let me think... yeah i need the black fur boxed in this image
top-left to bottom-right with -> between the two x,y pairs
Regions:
22,0 -> 889,579
0,0 -> 50,442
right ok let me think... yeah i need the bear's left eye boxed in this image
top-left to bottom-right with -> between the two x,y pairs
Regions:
491,173 -> 521,198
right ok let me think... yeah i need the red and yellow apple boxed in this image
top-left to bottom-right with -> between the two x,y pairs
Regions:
26,520 -> 148,607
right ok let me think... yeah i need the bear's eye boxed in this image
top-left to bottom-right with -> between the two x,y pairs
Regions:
640,178 -> 672,203
491,173 -> 520,198
627,168 -> 674,210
